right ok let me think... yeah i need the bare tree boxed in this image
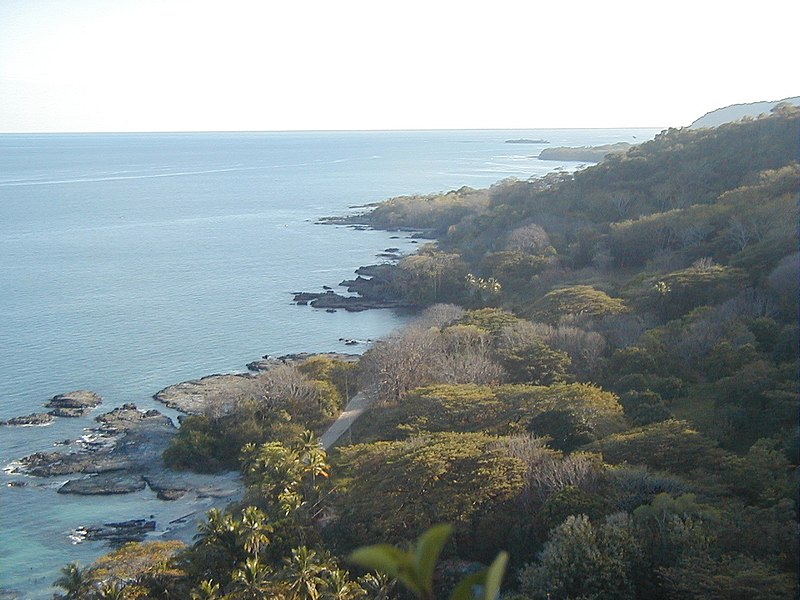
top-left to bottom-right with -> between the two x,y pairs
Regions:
496,435 -> 602,503
434,325 -> 505,384
360,321 -> 506,402
413,303 -> 465,329
527,452 -> 602,503
505,222 -> 551,254
726,216 -> 754,251
258,364 -> 319,408
359,326 -> 440,403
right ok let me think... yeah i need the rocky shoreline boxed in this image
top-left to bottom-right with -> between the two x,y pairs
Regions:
294,263 -> 415,312
6,397 -> 243,547
3,251 -> 409,560
1,390 -> 103,426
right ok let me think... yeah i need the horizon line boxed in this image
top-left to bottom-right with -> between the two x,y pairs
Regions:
0,125 -> 668,135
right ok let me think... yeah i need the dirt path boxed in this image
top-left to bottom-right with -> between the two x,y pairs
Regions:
320,388 -> 376,449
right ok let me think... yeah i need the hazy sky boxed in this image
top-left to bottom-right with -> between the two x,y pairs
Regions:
1,0 -> 797,132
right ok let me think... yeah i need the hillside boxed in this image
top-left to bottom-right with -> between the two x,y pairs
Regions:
690,95 -> 800,128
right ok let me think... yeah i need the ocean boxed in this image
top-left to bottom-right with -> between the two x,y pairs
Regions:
0,128 -> 660,597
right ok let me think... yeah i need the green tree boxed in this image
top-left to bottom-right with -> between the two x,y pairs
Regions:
661,553 -> 798,600
518,514 -> 640,600
325,568 -> 366,600
331,433 -> 527,559
533,285 -> 627,323
283,546 -> 329,600
229,557 -> 275,600
497,339 -> 571,385
587,419 -> 725,474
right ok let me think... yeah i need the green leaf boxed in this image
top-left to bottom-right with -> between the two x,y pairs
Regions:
449,569 -> 487,600
414,523 -> 454,594
448,552 -> 508,600
482,551 -> 508,600
350,544 -> 408,577
349,545 -> 421,596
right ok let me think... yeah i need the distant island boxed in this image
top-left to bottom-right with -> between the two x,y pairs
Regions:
538,141 -> 631,162
505,138 -> 549,144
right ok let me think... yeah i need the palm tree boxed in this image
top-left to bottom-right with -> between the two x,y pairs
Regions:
282,546 -> 328,600
229,557 -> 276,600
325,568 -> 365,600
358,572 -> 396,600
191,579 -> 222,600
240,506 -> 273,558
195,508 -> 241,564
54,562 -> 86,599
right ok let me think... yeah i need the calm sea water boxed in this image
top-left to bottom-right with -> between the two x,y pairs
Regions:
0,128 -> 659,597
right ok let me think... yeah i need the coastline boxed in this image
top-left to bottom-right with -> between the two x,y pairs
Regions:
1,247 -> 413,597
0,128 -> 652,599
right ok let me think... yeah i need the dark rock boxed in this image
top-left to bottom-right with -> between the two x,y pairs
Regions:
309,292 -> 411,312
0,412 -> 54,426
143,474 -> 189,500
48,407 -> 87,418
72,519 -> 156,546
18,450 -> 125,476
96,403 -> 174,432
292,291 -> 320,305
58,472 -> 147,495
16,405 -> 176,478
46,390 -> 102,417
246,355 -> 284,372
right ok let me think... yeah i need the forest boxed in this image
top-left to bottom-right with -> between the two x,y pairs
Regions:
55,106 -> 799,599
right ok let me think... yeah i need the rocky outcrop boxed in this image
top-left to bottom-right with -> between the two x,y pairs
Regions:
294,290 -> 411,312
16,404 -> 177,486
153,373 -> 258,415
246,352 -> 359,372
96,403 -> 173,432
294,263 -> 413,312
72,519 -> 156,545
46,390 -> 102,417
58,472 -> 147,495
538,142 -> 631,162
0,412 -> 54,426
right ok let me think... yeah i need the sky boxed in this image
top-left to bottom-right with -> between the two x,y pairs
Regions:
0,0 -> 797,133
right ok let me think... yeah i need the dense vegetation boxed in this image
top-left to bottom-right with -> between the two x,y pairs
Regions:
58,107 -> 798,599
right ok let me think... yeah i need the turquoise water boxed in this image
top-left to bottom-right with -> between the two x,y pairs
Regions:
0,129 -> 659,597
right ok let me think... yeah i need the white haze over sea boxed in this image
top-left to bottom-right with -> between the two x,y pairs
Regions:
0,128 -> 659,598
